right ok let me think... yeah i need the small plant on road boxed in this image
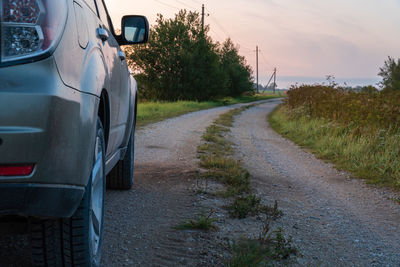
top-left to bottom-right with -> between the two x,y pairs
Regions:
227,195 -> 283,219
265,200 -> 284,220
175,210 -> 217,231
227,219 -> 298,266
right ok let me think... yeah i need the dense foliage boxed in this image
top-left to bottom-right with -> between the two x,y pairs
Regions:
126,10 -> 254,101
378,56 -> 400,91
286,85 -> 400,132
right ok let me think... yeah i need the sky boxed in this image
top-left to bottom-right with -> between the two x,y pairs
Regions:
105,0 -> 400,88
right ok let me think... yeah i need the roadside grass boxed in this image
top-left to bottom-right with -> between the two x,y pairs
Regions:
137,94 -> 281,127
175,211 -> 217,231
269,105 -> 400,189
227,220 -> 298,266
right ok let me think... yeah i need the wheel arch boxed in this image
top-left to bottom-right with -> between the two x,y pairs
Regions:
98,90 -> 110,150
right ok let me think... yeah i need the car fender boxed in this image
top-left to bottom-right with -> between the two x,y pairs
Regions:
79,47 -> 109,97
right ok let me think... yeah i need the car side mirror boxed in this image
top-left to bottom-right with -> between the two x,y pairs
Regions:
120,15 -> 149,45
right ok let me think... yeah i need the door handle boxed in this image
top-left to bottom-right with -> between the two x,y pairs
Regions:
118,51 -> 126,61
97,28 -> 109,41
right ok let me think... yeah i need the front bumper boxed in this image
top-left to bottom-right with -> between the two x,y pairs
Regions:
0,56 -> 99,217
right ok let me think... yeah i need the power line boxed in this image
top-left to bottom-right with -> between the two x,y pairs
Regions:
152,0 -> 276,75
153,0 -> 180,10
259,51 -> 275,71
207,14 -> 229,35
207,12 -> 254,50
155,1 -> 254,51
173,0 -> 196,10
187,0 -> 203,5
210,29 -> 224,41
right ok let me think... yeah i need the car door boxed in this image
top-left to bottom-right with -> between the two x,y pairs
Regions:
94,0 -> 124,156
118,49 -> 131,134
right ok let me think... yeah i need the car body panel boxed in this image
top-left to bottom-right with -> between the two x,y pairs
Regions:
0,57 -> 98,187
0,0 -> 141,220
54,0 -> 133,157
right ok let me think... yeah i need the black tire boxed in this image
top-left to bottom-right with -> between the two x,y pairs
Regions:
107,121 -> 135,190
30,118 -> 106,267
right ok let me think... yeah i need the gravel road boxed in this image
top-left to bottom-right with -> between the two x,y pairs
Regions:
1,99 -> 399,266
101,102 -> 257,266
0,102 -> 248,267
230,101 -> 400,266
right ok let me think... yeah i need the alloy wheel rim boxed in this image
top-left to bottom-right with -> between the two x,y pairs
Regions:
90,135 -> 104,257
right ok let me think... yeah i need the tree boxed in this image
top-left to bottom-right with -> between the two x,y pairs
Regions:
126,10 -> 254,101
127,10 -> 227,101
218,38 -> 254,96
378,56 -> 400,91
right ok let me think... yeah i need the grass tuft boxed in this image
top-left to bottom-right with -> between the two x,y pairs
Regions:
227,195 -> 283,219
175,210 -> 217,231
228,219 -> 298,266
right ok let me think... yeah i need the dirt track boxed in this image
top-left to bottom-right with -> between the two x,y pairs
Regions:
230,101 -> 400,266
101,103 -> 255,266
1,99 -> 399,266
103,99 -> 400,266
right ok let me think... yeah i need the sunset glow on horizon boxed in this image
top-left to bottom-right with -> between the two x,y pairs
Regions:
105,0 -> 400,88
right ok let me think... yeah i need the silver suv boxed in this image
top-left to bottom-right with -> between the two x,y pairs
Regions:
0,0 -> 148,265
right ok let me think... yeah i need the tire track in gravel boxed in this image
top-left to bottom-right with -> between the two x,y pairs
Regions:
101,100 -> 277,266
230,101 -> 400,266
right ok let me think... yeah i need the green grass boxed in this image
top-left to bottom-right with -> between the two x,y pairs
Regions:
197,105 -> 259,197
175,211 -> 217,231
227,195 -> 283,219
228,220 -> 298,266
137,94 -> 281,127
269,105 -> 400,189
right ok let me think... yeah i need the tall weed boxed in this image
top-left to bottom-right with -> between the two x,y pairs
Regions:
286,85 -> 400,133
270,104 -> 400,188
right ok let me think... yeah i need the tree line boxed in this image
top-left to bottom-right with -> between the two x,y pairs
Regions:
126,10 -> 254,101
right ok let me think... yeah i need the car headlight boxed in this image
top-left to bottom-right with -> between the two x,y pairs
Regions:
1,0 -> 68,64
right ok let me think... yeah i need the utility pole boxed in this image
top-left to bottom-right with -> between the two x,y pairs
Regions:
201,4 -> 205,32
266,67 -> 277,94
256,46 -> 259,94
273,67 -> 277,94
